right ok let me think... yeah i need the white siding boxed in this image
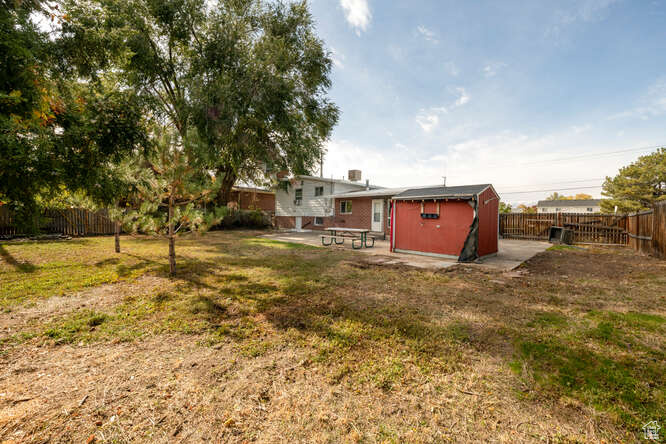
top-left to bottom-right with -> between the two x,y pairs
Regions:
275,178 -> 365,217
538,206 -> 601,213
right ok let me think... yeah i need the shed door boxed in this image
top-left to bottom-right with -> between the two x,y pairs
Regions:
371,200 -> 383,232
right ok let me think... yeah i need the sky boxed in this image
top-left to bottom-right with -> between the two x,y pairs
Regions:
307,0 -> 666,205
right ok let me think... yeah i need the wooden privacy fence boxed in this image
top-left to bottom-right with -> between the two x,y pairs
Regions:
500,206 -> 666,257
0,206 -> 273,237
626,211 -> 653,254
626,202 -> 666,259
0,207 -> 115,237
500,213 -> 628,245
653,202 -> 666,258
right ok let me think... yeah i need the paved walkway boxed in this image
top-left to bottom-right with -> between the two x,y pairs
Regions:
260,231 -> 550,271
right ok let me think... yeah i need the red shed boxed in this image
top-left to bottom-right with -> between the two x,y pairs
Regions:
389,184 -> 499,261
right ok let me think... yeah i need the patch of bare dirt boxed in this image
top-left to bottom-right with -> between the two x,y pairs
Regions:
0,276 -> 172,338
523,246 -> 665,280
0,336 -> 621,443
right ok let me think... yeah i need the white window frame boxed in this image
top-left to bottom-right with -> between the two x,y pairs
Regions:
314,186 -> 324,197
340,200 -> 352,214
314,216 -> 324,226
294,188 -> 303,206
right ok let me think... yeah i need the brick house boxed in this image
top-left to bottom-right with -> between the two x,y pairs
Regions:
274,171 -> 379,230
328,187 -> 409,237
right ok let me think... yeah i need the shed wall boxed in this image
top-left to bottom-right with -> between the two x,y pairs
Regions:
393,200 -> 474,257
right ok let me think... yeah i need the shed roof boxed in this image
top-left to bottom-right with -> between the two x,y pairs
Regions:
537,199 -> 601,207
393,184 -> 493,200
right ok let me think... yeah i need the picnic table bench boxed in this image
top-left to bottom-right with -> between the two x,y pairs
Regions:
321,227 -> 375,249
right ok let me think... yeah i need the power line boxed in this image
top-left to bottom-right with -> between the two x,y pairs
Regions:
519,145 -> 661,165
495,177 -> 605,190
498,185 -> 602,195
483,144 -> 663,168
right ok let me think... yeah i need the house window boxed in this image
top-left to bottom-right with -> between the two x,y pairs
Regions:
314,216 -> 324,226
556,208 -> 561,212
294,188 -> 303,206
340,200 -> 352,214
314,186 -> 324,197
587,207 -> 593,212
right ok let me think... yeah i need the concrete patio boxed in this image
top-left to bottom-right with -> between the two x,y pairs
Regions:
260,230 -> 550,271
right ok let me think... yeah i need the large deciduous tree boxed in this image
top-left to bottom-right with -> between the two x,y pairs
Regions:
60,0 -> 338,205
191,0 -> 339,204
601,148 -> 666,213
0,2 -> 147,232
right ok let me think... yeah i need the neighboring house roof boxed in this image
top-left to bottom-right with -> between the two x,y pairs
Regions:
537,199 -> 601,207
393,184 -> 494,200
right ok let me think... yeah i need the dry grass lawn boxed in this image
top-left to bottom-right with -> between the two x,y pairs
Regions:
0,231 -> 664,443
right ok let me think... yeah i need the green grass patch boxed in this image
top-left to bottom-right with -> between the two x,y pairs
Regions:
3,230 -> 666,440
547,245 -> 581,251
527,311 -> 568,328
586,310 -> 666,332
242,238 -> 318,250
516,337 -> 665,430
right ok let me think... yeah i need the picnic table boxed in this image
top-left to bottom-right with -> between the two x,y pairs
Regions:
321,227 -> 375,249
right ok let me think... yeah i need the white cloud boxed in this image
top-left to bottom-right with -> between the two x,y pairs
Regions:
324,139 -> 447,188
559,0 -> 620,24
340,0 -> 371,36
571,124 -> 592,134
415,112 -> 440,133
547,0 -> 620,38
453,87 -> 469,107
483,62 -> 507,78
608,76 -> 666,120
416,25 -> 438,44
323,125 -> 648,206
415,88 -> 468,133
330,46 -> 345,69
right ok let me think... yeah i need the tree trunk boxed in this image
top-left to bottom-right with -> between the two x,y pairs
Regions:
216,167 -> 237,206
114,220 -> 120,253
168,194 -> 176,276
